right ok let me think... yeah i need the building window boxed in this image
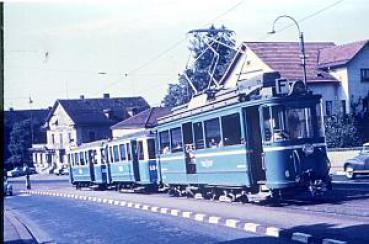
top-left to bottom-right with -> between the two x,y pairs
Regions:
221,113 -> 242,146
361,69 -> 369,82
51,134 -> 55,144
59,133 -> 63,146
204,118 -> 221,148
68,133 -> 73,143
341,100 -> 346,115
326,101 -> 333,116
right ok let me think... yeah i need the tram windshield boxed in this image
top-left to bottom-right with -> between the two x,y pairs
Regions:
262,104 -> 320,142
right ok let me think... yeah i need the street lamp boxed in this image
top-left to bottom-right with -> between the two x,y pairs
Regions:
268,15 -> 307,87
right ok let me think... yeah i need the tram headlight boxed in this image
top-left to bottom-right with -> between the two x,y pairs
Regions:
303,144 -> 314,156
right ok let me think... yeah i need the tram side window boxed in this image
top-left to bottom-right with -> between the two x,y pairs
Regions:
262,107 -> 272,142
109,146 -> 114,163
69,154 -> 73,166
113,145 -> 120,162
147,139 -> 156,159
119,144 -> 126,161
221,113 -> 242,146
204,118 -> 222,148
138,141 -> 144,160
80,152 -> 85,166
75,153 -> 80,166
285,107 -> 313,139
159,131 -> 170,154
316,103 -> 325,137
182,122 -> 193,146
126,143 -> 132,160
85,151 -> 90,164
272,106 -> 288,141
170,127 -> 183,153
193,122 -> 205,149
100,149 -> 106,164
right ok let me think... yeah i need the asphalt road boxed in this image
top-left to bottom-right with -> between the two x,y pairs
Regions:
8,174 -> 369,243
5,194 -> 291,244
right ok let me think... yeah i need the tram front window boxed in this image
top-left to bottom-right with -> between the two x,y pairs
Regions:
263,105 -> 314,142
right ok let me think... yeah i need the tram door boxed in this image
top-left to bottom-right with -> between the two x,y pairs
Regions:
182,122 -> 196,174
130,140 -> 141,181
244,106 -> 266,184
89,150 -> 96,182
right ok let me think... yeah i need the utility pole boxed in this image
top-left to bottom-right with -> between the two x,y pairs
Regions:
268,15 -> 308,88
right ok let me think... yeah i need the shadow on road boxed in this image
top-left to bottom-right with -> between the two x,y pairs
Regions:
218,223 -> 369,244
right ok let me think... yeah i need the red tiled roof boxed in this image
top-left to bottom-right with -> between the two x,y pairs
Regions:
318,40 -> 369,68
244,42 -> 339,83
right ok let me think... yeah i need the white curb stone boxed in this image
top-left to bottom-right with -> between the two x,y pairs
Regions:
225,219 -> 239,228
266,227 -> 280,237
170,209 -> 179,216
244,223 -> 259,233
208,216 -> 221,224
182,212 -> 192,218
194,213 -> 206,222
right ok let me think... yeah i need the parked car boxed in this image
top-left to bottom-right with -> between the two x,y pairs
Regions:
55,167 -> 69,176
7,167 -> 25,177
344,142 -> 369,179
4,176 -> 13,196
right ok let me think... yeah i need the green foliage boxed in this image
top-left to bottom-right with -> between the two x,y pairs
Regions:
325,94 -> 369,148
7,119 -> 32,168
325,115 -> 362,148
163,25 -> 236,107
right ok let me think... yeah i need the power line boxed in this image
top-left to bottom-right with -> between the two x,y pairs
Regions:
95,0 -> 245,95
259,0 -> 345,40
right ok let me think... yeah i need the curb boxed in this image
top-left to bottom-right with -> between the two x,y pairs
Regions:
6,203 -> 55,244
23,190 -> 347,244
5,210 -> 37,244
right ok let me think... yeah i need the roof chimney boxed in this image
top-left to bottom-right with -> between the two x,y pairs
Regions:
103,93 -> 110,99
80,95 -> 85,99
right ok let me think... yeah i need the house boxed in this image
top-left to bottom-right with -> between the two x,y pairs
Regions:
222,40 -> 369,115
111,107 -> 171,139
4,108 -> 50,169
31,94 -> 149,173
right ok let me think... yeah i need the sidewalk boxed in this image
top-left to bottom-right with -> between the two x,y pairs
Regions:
4,209 -> 36,244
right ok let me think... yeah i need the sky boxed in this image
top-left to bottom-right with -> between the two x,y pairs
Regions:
4,0 -> 369,110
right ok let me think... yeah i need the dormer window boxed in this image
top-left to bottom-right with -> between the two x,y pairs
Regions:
361,69 -> 369,82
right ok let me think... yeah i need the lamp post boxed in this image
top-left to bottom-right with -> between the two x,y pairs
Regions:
268,15 -> 307,87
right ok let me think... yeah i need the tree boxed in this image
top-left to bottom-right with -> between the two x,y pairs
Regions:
163,25 -> 236,107
7,119 -> 33,169
325,94 -> 369,148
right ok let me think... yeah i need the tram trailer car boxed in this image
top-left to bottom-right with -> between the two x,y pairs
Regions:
105,131 -> 159,191
156,75 -> 332,202
68,140 -> 109,189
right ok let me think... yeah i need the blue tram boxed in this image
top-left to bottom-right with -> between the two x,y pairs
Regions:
156,75 -> 331,201
68,140 -> 108,189
105,131 -> 159,191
